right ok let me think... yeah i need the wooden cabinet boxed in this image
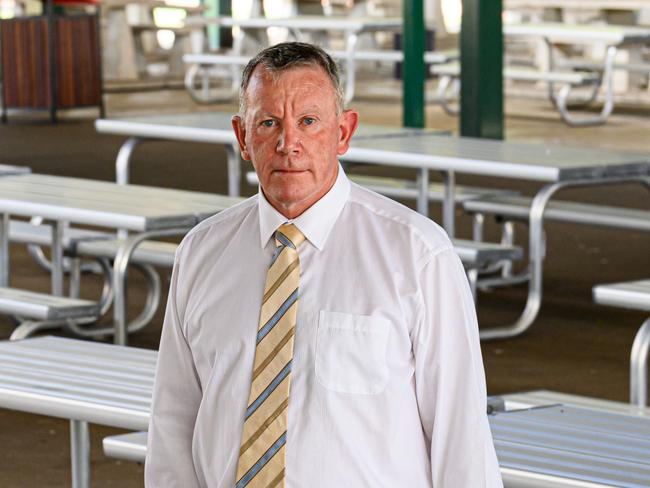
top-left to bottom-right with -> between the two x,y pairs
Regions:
0,8 -> 104,122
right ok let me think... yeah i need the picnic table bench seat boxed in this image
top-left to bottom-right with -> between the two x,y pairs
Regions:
594,280 -> 650,408
345,174 -> 519,204
0,287 -> 101,340
9,220 -> 177,268
432,61 -> 603,125
75,239 -> 177,268
103,431 -> 147,463
183,49 -> 459,68
432,62 -> 600,85
463,195 -> 650,232
9,220 -> 111,248
0,288 -> 100,322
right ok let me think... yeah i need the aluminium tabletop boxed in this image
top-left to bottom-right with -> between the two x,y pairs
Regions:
0,174 -> 243,231
95,112 -> 444,142
491,405 -> 650,486
0,336 -> 155,430
344,134 -> 650,182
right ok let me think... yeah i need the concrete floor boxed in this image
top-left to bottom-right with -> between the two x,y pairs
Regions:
1,79 -> 650,486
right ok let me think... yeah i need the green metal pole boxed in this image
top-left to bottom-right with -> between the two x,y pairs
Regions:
460,0 -> 503,139
205,0 -> 219,50
217,0 -> 232,49
402,0 -> 425,128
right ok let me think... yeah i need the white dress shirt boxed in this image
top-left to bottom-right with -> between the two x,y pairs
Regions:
146,166 -> 503,487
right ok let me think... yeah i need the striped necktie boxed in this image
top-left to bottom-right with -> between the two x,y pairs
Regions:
236,223 -> 305,488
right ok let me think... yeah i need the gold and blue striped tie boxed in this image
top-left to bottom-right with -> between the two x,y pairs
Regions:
235,223 -> 305,488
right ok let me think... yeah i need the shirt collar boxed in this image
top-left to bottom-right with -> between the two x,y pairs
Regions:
258,163 -> 350,251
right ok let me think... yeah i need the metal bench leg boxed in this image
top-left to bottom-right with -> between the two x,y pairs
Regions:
436,76 -> 460,115
10,320 -> 66,340
480,181 -> 563,340
631,318 -> 650,408
113,228 -> 189,345
472,213 -> 485,242
0,213 -> 9,287
70,419 -> 90,488
500,221 -> 516,278
226,144 -> 242,197
466,268 -> 478,302
554,46 -> 617,127
116,136 -> 141,186
343,30 -> 358,104
441,170 -> 456,238
416,168 -> 429,217
123,263 -> 161,334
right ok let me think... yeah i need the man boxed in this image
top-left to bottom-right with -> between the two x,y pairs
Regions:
146,42 -> 502,487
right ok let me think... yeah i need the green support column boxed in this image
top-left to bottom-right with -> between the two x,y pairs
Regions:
215,0 -> 232,49
460,0 -> 503,139
205,0 -> 219,50
402,0 -> 425,128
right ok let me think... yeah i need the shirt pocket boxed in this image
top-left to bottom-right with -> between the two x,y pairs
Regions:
315,310 -> 390,395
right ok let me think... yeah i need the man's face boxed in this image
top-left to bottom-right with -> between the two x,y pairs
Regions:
232,65 -> 358,219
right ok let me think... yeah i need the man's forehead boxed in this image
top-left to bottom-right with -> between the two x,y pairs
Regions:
246,64 -> 336,101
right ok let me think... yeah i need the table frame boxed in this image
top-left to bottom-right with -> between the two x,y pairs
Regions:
343,140 -> 650,340
188,15 -> 404,104
0,174 -> 240,345
505,22 -> 650,126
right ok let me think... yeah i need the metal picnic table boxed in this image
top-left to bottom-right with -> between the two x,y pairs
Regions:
0,173 -> 243,345
185,15 -> 404,104
0,336 -> 155,488
95,112 -> 445,196
5,336 -> 650,488
503,22 -> 650,126
342,134 -> 650,340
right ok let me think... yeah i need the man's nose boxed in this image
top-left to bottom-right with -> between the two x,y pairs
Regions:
276,124 -> 301,154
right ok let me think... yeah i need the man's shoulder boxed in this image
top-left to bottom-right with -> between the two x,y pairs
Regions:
347,181 -> 453,257
177,194 -> 258,256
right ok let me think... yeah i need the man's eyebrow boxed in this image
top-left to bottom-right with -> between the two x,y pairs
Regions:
298,106 -> 323,115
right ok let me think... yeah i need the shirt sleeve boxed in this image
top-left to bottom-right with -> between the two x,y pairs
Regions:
145,252 -> 203,488
412,247 -> 503,487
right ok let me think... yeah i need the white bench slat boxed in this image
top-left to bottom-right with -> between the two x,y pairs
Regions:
499,390 -> 650,417
75,239 -> 177,268
593,280 -> 650,312
452,239 -> 523,267
183,53 -> 251,66
347,174 -> 519,203
464,195 -> 650,232
432,62 -> 599,85
0,288 -> 100,321
103,431 -> 148,463
184,50 -> 459,66
9,220 -> 112,247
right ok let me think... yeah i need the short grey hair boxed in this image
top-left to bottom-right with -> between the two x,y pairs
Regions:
238,42 -> 344,116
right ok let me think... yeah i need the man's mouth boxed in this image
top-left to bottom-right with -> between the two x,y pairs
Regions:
272,169 -> 307,174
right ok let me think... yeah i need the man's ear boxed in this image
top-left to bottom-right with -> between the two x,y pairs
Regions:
337,109 -> 359,156
231,115 -> 251,161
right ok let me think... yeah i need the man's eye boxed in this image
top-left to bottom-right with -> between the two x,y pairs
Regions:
261,120 -> 275,127
303,117 -> 316,126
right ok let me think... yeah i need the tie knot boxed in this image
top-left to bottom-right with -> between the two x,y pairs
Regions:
275,223 -> 305,250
